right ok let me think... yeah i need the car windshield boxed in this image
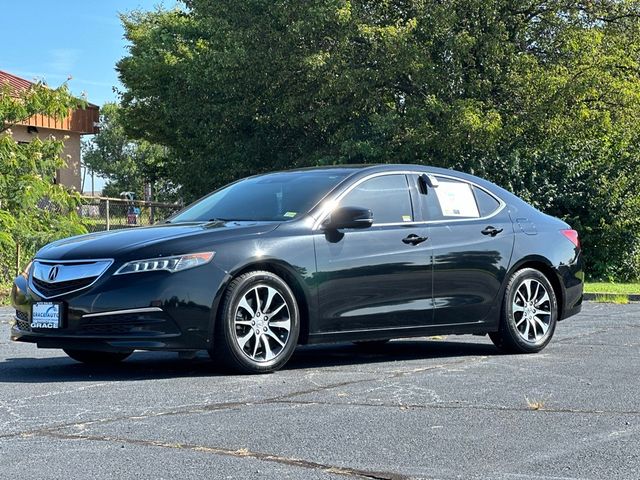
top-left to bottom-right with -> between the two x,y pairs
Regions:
169,170 -> 351,223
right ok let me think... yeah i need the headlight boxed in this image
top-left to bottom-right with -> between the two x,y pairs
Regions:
114,252 -> 215,275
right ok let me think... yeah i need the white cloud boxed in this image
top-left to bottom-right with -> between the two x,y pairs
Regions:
48,48 -> 81,75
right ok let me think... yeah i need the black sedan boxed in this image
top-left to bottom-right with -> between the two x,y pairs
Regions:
11,165 -> 584,373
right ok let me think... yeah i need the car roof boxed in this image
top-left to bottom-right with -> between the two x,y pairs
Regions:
282,163 -> 463,175
280,163 -> 482,184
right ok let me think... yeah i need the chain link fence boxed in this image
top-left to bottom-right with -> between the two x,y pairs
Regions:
2,197 -> 183,283
79,196 -> 183,233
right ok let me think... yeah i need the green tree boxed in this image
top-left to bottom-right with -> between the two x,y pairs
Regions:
0,81 -> 87,283
117,0 -> 640,280
82,102 -> 176,201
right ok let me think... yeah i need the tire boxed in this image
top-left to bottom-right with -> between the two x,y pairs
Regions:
490,267 -> 558,354
64,349 -> 132,364
210,270 -> 300,374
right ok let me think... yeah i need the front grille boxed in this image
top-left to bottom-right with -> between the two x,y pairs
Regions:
29,259 -> 112,299
15,310 -> 31,331
32,276 -> 97,298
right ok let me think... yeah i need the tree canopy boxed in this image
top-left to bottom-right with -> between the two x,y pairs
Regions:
82,102 -> 175,201
117,0 -> 640,280
0,81 -> 87,282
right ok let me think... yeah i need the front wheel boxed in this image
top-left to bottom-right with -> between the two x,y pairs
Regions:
489,268 -> 558,354
210,271 -> 300,374
63,349 -> 132,364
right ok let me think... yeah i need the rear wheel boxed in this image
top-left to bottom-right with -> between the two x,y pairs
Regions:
210,271 -> 300,374
63,349 -> 132,364
490,268 -> 558,354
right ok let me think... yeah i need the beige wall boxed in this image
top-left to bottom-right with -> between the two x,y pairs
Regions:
11,125 -> 82,192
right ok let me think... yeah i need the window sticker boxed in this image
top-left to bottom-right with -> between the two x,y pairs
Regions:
283,211 -> 297,218
434,181 -> 480,218
402,215 -> 412,222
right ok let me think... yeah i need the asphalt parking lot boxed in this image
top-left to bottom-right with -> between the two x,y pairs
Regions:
1,303 -> 639,480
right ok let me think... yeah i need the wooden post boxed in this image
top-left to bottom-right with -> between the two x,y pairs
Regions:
15,243 -> 20,277
105,199 -> 110,231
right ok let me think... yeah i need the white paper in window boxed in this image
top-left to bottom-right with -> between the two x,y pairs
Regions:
435,181 -> 479,217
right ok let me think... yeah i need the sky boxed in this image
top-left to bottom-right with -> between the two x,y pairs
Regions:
1,0 -> 178,106
1,0 -> 178,192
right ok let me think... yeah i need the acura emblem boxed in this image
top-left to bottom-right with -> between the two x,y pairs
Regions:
48,266 -> 60,282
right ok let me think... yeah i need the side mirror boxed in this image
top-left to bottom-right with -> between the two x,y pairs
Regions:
322,206 -> 373,230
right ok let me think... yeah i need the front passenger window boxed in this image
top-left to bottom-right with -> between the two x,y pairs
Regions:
340,175 -> 413,224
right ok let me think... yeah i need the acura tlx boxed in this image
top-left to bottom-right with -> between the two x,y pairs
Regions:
11,164 -> 583,373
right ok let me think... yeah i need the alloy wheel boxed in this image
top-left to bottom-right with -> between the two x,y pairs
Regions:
512,278 -> 553,343
233,284 -> 291,362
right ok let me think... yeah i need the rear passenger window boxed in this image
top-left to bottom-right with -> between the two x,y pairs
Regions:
340,174 -> 413,224
473,186 -> 501,217
434,179 -> 479,218
416,176 -> 499,220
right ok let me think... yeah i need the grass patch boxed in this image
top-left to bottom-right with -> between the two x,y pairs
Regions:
585,282 -> 640,295
593,293 -> 629,304
525,397 -> 547,411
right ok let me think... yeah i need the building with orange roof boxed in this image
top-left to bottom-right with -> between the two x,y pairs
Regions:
0,70 -> 99,191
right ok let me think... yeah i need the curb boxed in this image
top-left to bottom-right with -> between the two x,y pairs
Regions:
584,293 -> 640,302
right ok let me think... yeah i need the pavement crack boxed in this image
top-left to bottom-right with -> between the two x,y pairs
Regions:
555,327 -> 620,344
270,355 -> 490,403
0,355 -> 492,442
36,430 -> 409,480
267,398 -> 640,416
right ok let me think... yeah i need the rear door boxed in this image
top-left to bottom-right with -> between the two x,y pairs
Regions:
410,174 -> 514,325
313,173 -> 434,333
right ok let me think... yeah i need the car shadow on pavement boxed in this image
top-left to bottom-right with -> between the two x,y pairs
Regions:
286,339 -> 498,371
0,338 -> 500,383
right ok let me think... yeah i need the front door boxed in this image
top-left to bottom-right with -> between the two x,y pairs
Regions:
314,174 -> 434,333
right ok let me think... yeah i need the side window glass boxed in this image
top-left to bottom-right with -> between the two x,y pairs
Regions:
416,176 -> 484,220
434,179 -> 479,218
340,174 -> 413,224
473,186 -> 501,217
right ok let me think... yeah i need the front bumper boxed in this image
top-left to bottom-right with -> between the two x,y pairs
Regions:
10,262 -> 229,352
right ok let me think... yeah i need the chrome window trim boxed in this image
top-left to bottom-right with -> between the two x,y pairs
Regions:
82,307 -> 163,318
312,170 -> 507,230
29,258 -> 114,300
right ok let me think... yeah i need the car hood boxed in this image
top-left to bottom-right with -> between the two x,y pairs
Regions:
36,221 -> 280,261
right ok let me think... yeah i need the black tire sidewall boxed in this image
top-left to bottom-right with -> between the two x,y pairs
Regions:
220,271 -> 300,373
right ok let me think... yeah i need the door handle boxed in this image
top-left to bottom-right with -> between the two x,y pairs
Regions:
481,226 -> 503,237
402,234 -> 428,246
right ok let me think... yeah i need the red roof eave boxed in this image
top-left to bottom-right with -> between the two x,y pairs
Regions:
0,70 -> 99,134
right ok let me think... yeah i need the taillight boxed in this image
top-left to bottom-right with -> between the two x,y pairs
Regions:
561,229 -> 580,248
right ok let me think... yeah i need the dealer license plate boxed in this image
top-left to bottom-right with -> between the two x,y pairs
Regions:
31,302 -> 62,329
